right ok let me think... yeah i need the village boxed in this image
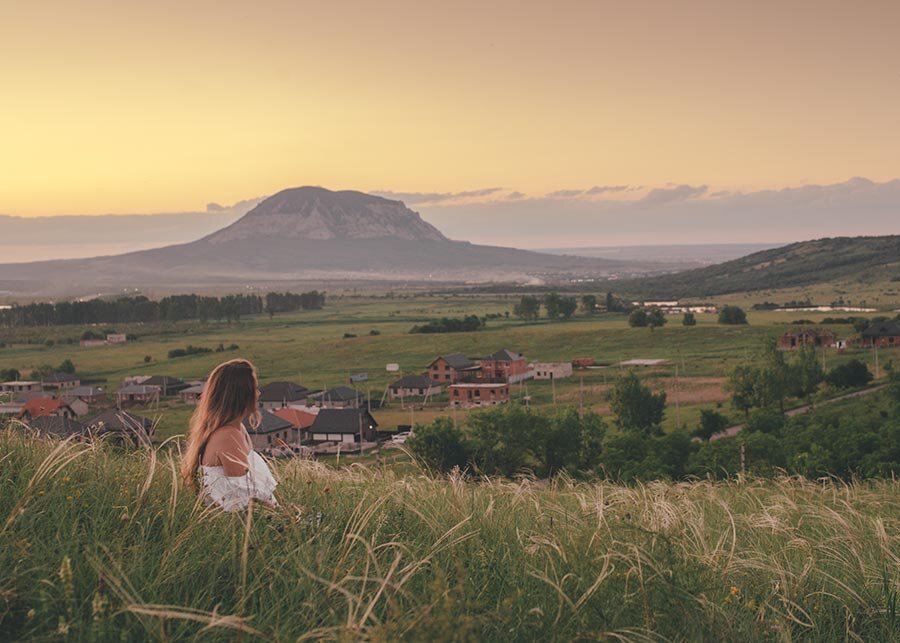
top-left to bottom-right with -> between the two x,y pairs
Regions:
3,315 -> 899,458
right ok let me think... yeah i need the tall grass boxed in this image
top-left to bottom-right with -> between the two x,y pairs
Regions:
0,430 -> 898,641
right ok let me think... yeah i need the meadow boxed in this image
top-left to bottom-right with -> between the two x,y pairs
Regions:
1,431 -> 898,641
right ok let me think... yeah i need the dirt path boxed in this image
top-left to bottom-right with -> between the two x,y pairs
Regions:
709,384 -> 886,441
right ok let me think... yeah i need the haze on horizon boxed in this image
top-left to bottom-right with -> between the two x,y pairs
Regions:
1,1 -> 899,247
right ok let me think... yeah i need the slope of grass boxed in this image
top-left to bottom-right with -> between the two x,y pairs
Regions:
1,431 -> 898,641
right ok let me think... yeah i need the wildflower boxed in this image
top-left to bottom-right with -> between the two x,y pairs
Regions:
26,608 -> 35,621
66,495 -> 73,501
57,616 -> 70,635
92,591 -> 108,621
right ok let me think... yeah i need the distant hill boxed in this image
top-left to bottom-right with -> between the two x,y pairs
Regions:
620,236 -> 900,298
0,186 -> 656,297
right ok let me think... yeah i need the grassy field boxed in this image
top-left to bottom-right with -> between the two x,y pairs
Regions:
0,431 -> 897,641
1,293 -> 897,441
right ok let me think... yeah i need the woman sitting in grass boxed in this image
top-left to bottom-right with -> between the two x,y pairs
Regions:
180,358 -> 278,510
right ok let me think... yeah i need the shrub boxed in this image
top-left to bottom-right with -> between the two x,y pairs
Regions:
167,345 -> 212,359
718,305 -> 748,325
826,359 -> 873,389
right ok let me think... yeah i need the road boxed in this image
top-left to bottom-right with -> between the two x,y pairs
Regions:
708,384 -> 886,441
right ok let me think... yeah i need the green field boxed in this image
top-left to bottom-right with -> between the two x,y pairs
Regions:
1,431 -> 897,641
1,293 -> 896,441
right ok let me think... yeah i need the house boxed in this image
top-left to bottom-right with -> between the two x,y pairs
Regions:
245,410 -> 295,452
449,382 -> 510,408
18,397 -> 77,421
532,362 -> 574,380
479,349 -> 532,383
427,354 -> 480,384
85,410 -> 155,442
316,386 -> 365,409
61,386 -> 106,405
272,407 -> 318,443
141,375 -> 189,396
116,384 -> 161,405
258,381 -> 308,410
571,357 -> 596,369
860,321 -> 900,348
388,375 -> 442,400
41,372 -> 81,390
25,415 -> 87,438
309,408 -> 379,443
0,401 -> 24,416
106,333 -> 127,344
179,384 -> 205,405
0,381 -> 42,395
79,339 -> 108,348
778,328 -> 837,350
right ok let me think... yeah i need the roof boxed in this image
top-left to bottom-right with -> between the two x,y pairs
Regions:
272,407 -> 317,429
862,321 -> 900,337
86,410 -> 154,433
117,384 -> 161,395
62,386 -> 105,398
245,410 -> 294,434
1,380 -> 40,387
485,349 -> 523,362
310,408 -> 378,434
430,353 -> 477,370
259,381 -> 308,402
42,372 -> 80,384
19,397 -> 72,418
449,382 -> 508,389
180,384 -> 205,395
323,386 -> 364,402
142,375 -> 188,391
26,415 -> 86,437
390,374 -> 440,389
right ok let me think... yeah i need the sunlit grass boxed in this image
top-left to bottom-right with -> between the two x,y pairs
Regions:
1,430 -> 897,641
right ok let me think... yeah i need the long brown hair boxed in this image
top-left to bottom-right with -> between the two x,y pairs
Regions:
181,358 -> 261,487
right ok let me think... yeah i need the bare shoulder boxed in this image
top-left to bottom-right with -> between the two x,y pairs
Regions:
202,425 -> 249,466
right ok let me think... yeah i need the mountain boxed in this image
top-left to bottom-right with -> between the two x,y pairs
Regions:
0,187 -> 653,297
620,235 -> 900,298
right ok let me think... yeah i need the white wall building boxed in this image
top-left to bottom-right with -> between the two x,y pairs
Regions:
532,362 -> 574,380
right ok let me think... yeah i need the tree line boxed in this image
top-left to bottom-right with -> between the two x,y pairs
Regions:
0,290 -> 325,328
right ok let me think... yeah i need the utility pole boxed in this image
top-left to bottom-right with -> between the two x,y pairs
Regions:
674,364 -> 682,427
552,375 -> 557,406
579,376 -> 584,418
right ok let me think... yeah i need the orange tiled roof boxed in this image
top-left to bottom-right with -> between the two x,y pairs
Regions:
272,407 -> 317,429
20,397 -> 70,418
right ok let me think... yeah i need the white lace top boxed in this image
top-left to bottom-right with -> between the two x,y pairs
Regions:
200,449 -> 278,511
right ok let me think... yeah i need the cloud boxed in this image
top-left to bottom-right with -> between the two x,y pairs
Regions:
637,184 -> 708,206
505,191 -> 527,200
374,187 -> 503,204
585,185 -> 630,195
546,189 -> 585,198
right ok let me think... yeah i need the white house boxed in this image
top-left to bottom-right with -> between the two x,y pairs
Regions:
532,362 -> 574,380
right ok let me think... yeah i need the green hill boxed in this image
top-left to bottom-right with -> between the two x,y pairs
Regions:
621,235 -> 900,298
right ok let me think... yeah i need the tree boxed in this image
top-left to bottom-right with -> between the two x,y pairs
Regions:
57,359 -> 76,374
692,409 -> 729,441
610,372 -> 666,436
825,360 -> 873,389
726,363 -> 761,419
407,417 -> 471,473
682,312 -> 697,326
788,346 -> 823,400
513,296 -> 541,322
718,305 -> 748,325
0,368 -> 20,381
581,295 -> 597,315
559,296 -> 578,320
647,307 -> 667,330
628,308 -> 649,327
543,293 -> 563,319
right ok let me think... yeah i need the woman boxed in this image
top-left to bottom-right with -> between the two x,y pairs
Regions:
180,358 -> 278,510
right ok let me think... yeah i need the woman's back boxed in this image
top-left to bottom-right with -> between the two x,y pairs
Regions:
200,424 -> 277,511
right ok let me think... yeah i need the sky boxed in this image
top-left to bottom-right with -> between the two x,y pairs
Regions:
1,1 -> 899,245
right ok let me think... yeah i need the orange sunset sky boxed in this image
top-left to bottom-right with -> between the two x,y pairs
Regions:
1,0 -> 899,216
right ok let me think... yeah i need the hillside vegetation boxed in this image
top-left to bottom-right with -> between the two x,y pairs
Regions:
1,432 -> 898,641
623,235 -> 900,298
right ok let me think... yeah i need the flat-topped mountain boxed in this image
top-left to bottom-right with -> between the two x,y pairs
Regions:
0,187 -> 651,297
206,187 -> 447,243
